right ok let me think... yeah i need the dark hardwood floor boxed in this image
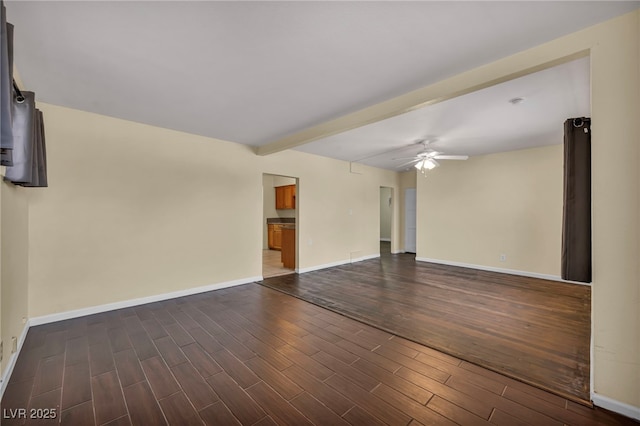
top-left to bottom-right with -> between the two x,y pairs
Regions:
2,282 -> 635,425
260,243 -> 592,405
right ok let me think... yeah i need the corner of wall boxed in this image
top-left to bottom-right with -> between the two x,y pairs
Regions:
0,319 -> 29,400
0,179 -> 30,394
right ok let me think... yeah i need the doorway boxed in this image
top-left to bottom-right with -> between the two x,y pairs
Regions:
262,174 -> 298,278
380,187 -> 393,255
404,188 -> 416,253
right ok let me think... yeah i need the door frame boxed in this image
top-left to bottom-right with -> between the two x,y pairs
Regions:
261,173 -> 300,277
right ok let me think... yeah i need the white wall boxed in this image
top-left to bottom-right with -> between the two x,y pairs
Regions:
272,176 -> 296,188
417,144 -> 562,276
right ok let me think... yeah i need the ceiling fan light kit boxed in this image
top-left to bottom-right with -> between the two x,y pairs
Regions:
396,138 -> 469,174
415,158 -> 439,173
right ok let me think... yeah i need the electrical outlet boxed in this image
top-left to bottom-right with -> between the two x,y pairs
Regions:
12,336 -> 17,353
499,254 -> 507,262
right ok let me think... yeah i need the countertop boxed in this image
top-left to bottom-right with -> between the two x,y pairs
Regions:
266,217 -> 295,227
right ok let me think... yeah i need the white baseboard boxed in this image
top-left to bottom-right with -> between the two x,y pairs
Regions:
297,254 -> 380,274
592,393 -> 640,421
30,276 -> 261,327
379,238 -> 391,242
2,275 -> 259,399
415,257 -> 590,285
354,254 -> 381,263
0,320 -> 30,400
5,269 -> 637,422
297,259 -> 350,274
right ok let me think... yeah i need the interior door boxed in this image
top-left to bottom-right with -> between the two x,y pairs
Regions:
404,188 -> 417,253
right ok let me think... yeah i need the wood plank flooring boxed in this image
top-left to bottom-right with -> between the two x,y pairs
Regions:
2,283 -> 635,425
260,244 -> 592,405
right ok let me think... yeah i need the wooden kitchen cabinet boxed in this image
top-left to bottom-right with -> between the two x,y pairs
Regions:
273,226 -> 282,250
281,227 -> 296,269
268,224 -> 283,250
275,185 -> 296,210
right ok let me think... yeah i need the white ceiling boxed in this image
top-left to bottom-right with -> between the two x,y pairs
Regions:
5,1 -> 639,168
297,56 -> 590,170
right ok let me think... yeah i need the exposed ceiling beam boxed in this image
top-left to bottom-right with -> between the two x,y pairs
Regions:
255,50 -> 589,156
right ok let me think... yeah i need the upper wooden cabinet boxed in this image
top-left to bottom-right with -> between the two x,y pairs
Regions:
275,185 -> 296,210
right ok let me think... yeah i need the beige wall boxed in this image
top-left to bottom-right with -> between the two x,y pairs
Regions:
27,103 -> 399,319
1,181 -> 29,378
28,106 -> 260,318
417,144 -> 563,276
588,11 -> 640,409
409,11 -> 639,408
261,151 -> 399,267
4,9 -> 638,413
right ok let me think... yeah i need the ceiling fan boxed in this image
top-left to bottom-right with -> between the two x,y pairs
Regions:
393,139 -> 468,173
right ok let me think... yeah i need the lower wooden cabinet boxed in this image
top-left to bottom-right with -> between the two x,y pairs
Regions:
281,227 -> 295,269
268,224 -> 283,250
268,223 -> 295,268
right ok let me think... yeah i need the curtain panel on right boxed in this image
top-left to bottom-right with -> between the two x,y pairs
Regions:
561,117 -> 592,283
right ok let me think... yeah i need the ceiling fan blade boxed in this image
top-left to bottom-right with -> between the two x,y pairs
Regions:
433,155 -> 469,160
392,156 -> 419,160
396,159 -> 421,168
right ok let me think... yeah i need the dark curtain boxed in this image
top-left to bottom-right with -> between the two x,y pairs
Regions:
1,0 -> 48,187
5,91 -> 35,184
1,1 -> 13,165
22,109 -> 47,187
4,91 -> 47,187
561,117 -> 591,283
